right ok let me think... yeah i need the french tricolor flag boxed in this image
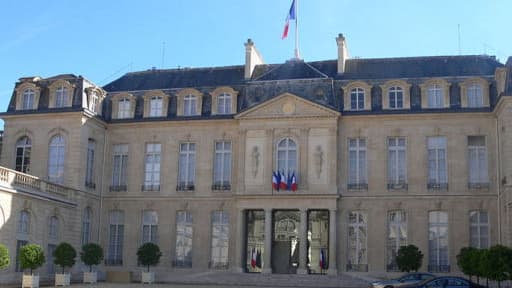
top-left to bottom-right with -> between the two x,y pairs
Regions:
251,248 -> 257,268
319,248 -> 326,270
282,0 -> 296,39
290,172 -> 297,191
272,171 -> 280,190
280,171 -> 288,190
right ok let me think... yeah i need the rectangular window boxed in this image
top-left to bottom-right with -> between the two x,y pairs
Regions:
213,141 -> 231,190
348,138 -> 367,190
143,143 -> 161,191
468,136 -> 488,187
428,211 -> 449,272
15,240 -> 28,272
183,95 -> 197,116
210,211 -> 229,269
47,244 -> 56,274
89,92 -> 99,113
175,211 -> 193,267
111,144 -> 128,191
118,99 -> 131,118
388,137 -> 407,189
178,143 -> 195,190
467,84 -> 483,108
469,211 -> 489,249
387,210 -> 407,271
428,85 -> 443,108
107,211 -> 124,265
350,88 -> 364,111
347,211 -> 367,272
427,137 -> 447,189
217,93 -> 232,114
23,91 -> 34,110
142,210 -> 158,244
85,139 -> 95,188
389,88 -> 403,109
149,96 -> 163,117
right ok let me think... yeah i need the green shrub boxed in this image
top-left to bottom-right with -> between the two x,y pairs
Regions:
457,247 -> 479,281
53,242 -> 76,273
19,244 -> 45,274
485,245 -> 512,288
80,243 -> 104,272
137,243 -> 162,272
396,244 -> 423,272
0,244 -> 10,269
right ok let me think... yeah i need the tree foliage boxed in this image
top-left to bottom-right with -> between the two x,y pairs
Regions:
396,244 -> 423,272
0,244 -> 10,270
457,247 -> 479,280
137,243 -> 162,272
80,243 -> 104,272
485,245 -> 512,287
19,244 -> 45,274
53,242 -> 76,273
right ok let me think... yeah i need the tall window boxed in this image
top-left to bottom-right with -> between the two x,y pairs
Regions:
178,143 -> 195,190
428,211 -> 449,272
143,143 -> 161,191
82,207 -> 92,245
118,98 -> 131,118
347,211 -> 367,271
217,93 -> 232,114
142,210 -> 158,244
22,89 -> 35,110
213,141 -> 231,189
427,137 -> 447,189
48,216 -> 59,242
389,86 -> 403,109
348,138 -> 367,189
428,84 -> 443,108
16,136 -> 31,173
89,91 -> 99,113
350,88 -> 364,110
388,137 -> 407,188
467,84 -> 483,108
468,136 -> 488,187
183,94 -> 197,116
175,211 -> 193,267
107,210 -> 124,265
277,138 -> 297,175
16,210 -> 30,271
48,135 -> 65,184
111,144 -> 128,190
149,96 -> 163,117
47,243 -> 56,274
469,211 -> 489,249
387,211 -> 407,271
55,85 -> 68,107
85,139 -> 95,188
210,211 -> 229,268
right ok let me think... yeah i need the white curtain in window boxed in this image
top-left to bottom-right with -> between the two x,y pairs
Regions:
48,135 -> 65,184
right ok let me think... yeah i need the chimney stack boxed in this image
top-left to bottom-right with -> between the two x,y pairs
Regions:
244,38 -> 265,80
336,33 -> 349,74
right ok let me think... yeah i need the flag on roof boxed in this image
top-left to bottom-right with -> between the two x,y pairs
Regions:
282,0 -> 296,39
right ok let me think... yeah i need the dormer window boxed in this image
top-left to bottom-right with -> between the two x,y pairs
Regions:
420,79 -> 449,109
460,78 -> 489,108
350,88 -> 365,110
118,98 -> 131,118
89,91 -> 99,113
217,93 -> 232,114
183,94 -> 197,116
467,84 -> 483,108
55,86 -> 68,108
22,89 -> 35,110
388,86 -> 403,109
150,96 -> 163,117
427,84 -> 443,108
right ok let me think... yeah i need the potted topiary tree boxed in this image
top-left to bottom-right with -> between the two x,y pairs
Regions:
80,243 -> 103,284
53,242 -> 76,286
396,244 -> 423,272
19,244 -> 45,288
0,244 -> 10,270
137,243 -> 162,284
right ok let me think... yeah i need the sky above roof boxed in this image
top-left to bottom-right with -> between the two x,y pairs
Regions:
0,0 -> 510,128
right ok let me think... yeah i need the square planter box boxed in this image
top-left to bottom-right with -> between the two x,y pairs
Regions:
55,273 -> 71,286
83,271 -> 97,283
141,271 -> 155,284
22,274 -> 39,288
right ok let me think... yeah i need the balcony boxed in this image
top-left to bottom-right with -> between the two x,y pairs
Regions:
427,182 -> 448,191
176,183 -> 195,191
105,259 -> 123,266
428,264 -> 450,273
387,182 -> 408,191
141,184 -> 160,192
468,182 -> 490,189
211,182 -> 231,191
347,183 -> 368,191
109,185 -> 127,192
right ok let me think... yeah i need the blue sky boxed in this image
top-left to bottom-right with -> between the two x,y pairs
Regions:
0,0 -> 510,128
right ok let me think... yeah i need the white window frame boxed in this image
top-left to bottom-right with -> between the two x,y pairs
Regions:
347,211 -> 367,270
183,94 -> 197,116
277,138 -> 297,175
111,144 -> 128,189
428,84 -> 443,108
178,143 -> 196,189
17,210 -> 30,237
467,84 -> 483,108
142,210 -> 158,244
468,136 -> 488,186
469,210 -> 489,249
175,211 -> 193,267
388,137 -> 407,187
89,91 -> 99,113
85,139 -> 95,187
22,89 -> 35,110
48,135 -> 65,184
388,86 -> 403,109
16,136 -> 31,173
387,210 -> 407,270
428,211 -> 449,271
82,207 -> 92,245
350,88 -> 365,111
48,216 -> 59,243
213,141 -> 231,188
55,85 -> 68,108
118,98 -> 131,118
348,138 -> 367,188
144,143 -> 161,190
217,92 -> 232,114
107,210 -> 124,265
210,210 -> 229,268
149,96 -> 163,117
427,137 -> 447,187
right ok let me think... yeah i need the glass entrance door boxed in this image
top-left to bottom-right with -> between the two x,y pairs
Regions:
272,210 -> 300,274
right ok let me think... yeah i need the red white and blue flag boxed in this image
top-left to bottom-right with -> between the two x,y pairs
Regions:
272,171 -> 280,190
282,0 -> 296,39
280,171 -> 288,190
251,248 -> 257,268
319,248 -> 326,270
290,172 -> 297,191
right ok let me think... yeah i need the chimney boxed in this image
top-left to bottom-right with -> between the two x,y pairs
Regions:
336,33 -> 349,74
244,38 -> 264,80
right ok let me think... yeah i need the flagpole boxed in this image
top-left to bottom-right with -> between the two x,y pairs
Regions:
294,0 -> 300,59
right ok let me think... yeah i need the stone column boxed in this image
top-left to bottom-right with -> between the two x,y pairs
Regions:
297,209 -> 308,274
263,209 -> 273,273
234,209 -> 245,272
328,209 -> 338,275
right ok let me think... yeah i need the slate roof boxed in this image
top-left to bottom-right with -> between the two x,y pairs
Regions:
505,57 -> 512,95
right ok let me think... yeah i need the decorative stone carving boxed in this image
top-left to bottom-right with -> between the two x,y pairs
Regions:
314,145 -> 323,178
282,102 -> 296,115
112,201 -> 120,209
251,146 -> 260,177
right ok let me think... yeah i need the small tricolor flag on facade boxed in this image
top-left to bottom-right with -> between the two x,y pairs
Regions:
282,0 -> 296,39
319,248 -> 326,270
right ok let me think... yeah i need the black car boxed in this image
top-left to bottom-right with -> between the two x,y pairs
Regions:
401,276 -> 485,288
370,272 -> 436,288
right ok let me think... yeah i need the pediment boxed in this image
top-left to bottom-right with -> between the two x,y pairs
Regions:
235,93 -> 340,120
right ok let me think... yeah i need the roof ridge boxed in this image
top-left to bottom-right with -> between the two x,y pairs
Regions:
347,54 -> 500,62
126,64 -> 244,75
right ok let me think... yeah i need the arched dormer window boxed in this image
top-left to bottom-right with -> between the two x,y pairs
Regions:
210,87 -> 238,115
381,80 -> 411,110
467,83 -> 483,108
176,88 -> 202,116
350,88 -> 365,110
16,136 -> 32,173
48,134 -> 65,184
420,78 -> 450,109
460,78 -> 489,108
118,98 -> 131,118
342,81 -> 372,111
183,94 -> 197,116
111,93 -> 135,119
388,86 -> 403,109
48,80 -> 73,108
142,91 -> 169,118
55,86 -> 68,108
217,93 -> 232,114
16,81 -> 41,111
23,89 -> 35,110
277,138 -> 297,174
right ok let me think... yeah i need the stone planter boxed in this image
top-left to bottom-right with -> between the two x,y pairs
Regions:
141,271 -> 155,284
22,274 -> 39,288
55,273 -> 71,286
83,271 -> 97,283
